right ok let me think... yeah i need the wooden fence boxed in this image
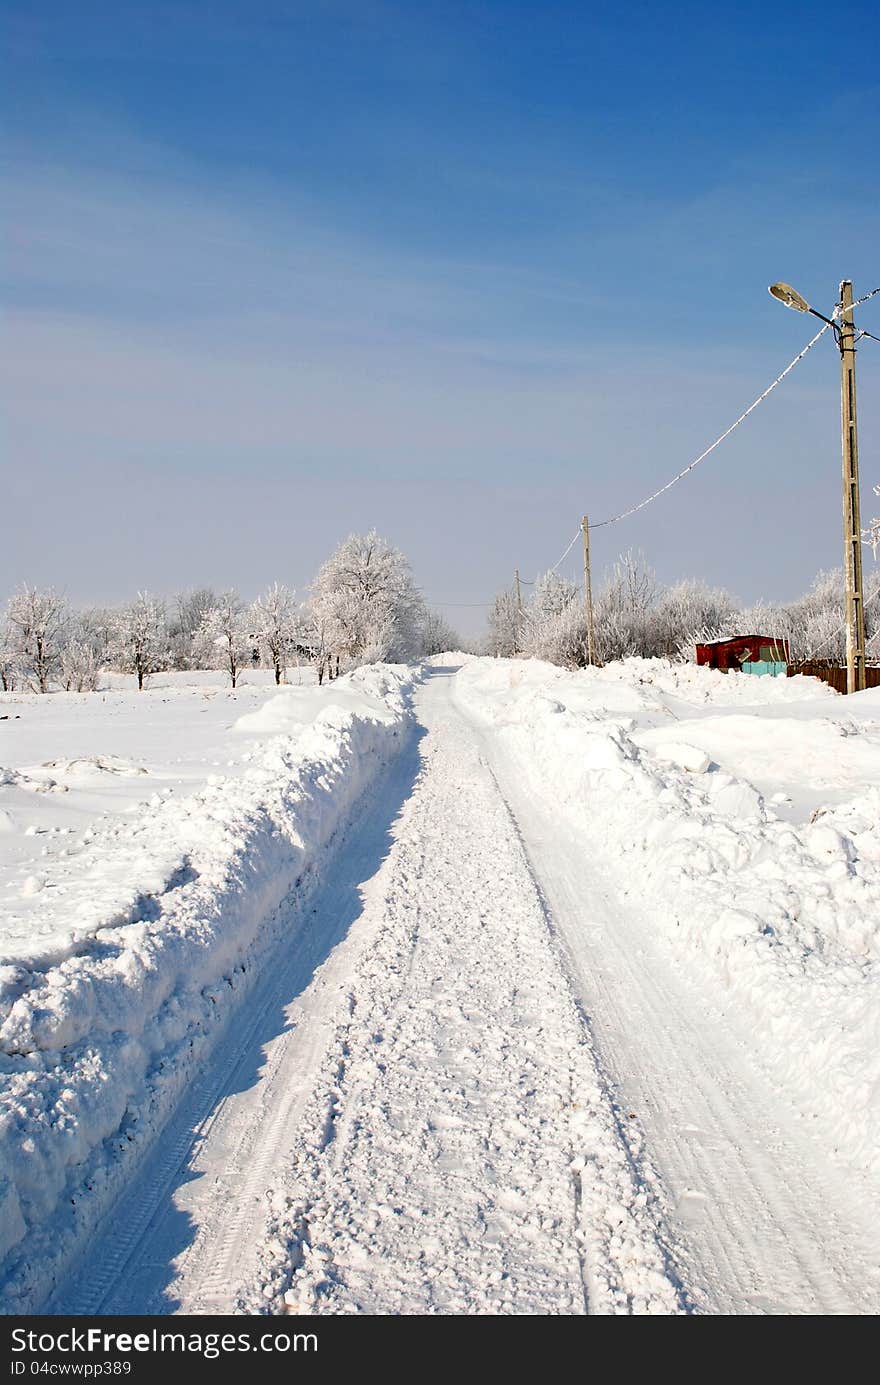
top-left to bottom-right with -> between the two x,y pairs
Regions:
788,662 -> 880,694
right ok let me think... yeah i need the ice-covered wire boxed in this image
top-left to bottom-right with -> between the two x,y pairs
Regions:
588,321 -> 833,531
843,285 -> 880,313
534,291 -> 878,592
549,530 -> 581,572
520,531 -> 580,585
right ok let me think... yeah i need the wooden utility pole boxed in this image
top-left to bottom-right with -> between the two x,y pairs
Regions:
839,280 -> 867,693
514,568 -> 523,653
581,516 -> 596,665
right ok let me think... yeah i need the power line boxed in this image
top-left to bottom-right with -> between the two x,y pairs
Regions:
545,295 -> 877,558
425,599 -> 493,607
536,317 -> 844,588
477,295 -> 880,614
549,530 -> 581,572
588,320 -> 833,530
846,286 -> 880,311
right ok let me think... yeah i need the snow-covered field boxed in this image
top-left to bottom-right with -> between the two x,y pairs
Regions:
0,669 -> 319,960
2,656 -> 879,1315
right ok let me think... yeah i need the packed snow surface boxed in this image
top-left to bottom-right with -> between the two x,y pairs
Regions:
3,656 -> 879,1314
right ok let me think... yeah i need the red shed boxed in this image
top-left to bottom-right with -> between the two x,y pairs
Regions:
696,635 -> 790,673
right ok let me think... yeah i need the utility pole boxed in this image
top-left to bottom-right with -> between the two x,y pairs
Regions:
581,515 -> 596,666
839,280 -> 867,693
514,568 -> 523,654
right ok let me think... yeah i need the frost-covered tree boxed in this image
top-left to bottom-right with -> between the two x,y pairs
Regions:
298,600 -> 333,685
593,551 -> 659,661
251,582 -> 298,685
5,585 -> 67,693
0,618 -> 19,691
528,600 -> 592,667
655,579 -> 737,658
783,570 -> 848,662
420,609 -> 461,657
168,588 -> 219,670
194,590 -> 251,688
521,571 -> 578,660
110,592 -> 168,690
59,610 -> 106,692
531,571 -> 578,622
84,607 -> 117,663
310,531 -> 424,668
488,588 -> 520,657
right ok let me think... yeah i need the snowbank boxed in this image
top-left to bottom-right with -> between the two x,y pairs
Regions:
0,664 -> 417,1310
455,657 -> 880,1182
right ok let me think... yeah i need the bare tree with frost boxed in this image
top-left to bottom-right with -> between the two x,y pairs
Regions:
310,531 -> 424,669
251,582 -> 298,685
528,601 -> 591,667
109,592 -> 168,690
299,600 -> 334,685
5,586 -> 67,693
194,590 -> 252,688
655,579 -> 737,657
531,571 -> 578,622
592,550 -> 659,661
168,588 -> 220,670
420,609 -> 461,657
84,607 -> 117,663
59,610 -> 106,692
520,571 -> 578,661
0,618 -> 19,691
784,570 -> 848,662
488,588 -> 520,657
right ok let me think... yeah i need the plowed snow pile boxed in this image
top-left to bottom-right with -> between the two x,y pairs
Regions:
0,665 -> 416,1310
455,657 -> 880,1182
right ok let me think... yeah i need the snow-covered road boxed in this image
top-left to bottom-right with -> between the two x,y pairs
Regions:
46,665 -> 880,1314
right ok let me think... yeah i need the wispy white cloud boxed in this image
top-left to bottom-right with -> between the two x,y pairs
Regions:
2,130 -> 874,631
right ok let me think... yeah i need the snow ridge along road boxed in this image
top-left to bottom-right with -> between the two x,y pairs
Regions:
1,665 -> 416,1312
51,666 -> 685,1316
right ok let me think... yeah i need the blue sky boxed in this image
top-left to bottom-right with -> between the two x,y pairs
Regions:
3,1 -> 879,633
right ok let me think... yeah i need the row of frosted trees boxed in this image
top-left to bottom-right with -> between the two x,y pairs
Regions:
488,553 -> 880,668
0,531 -> 461,694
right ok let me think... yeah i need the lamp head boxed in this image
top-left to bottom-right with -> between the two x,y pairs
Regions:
769,282 -> 812,313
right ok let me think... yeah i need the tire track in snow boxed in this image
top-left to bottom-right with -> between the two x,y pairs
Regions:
478,755 -> 696,1314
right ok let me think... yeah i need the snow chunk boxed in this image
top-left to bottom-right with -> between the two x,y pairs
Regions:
651,742 -> 711,773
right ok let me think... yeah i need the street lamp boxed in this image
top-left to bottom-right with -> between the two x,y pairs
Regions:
769,279 -> 867,693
